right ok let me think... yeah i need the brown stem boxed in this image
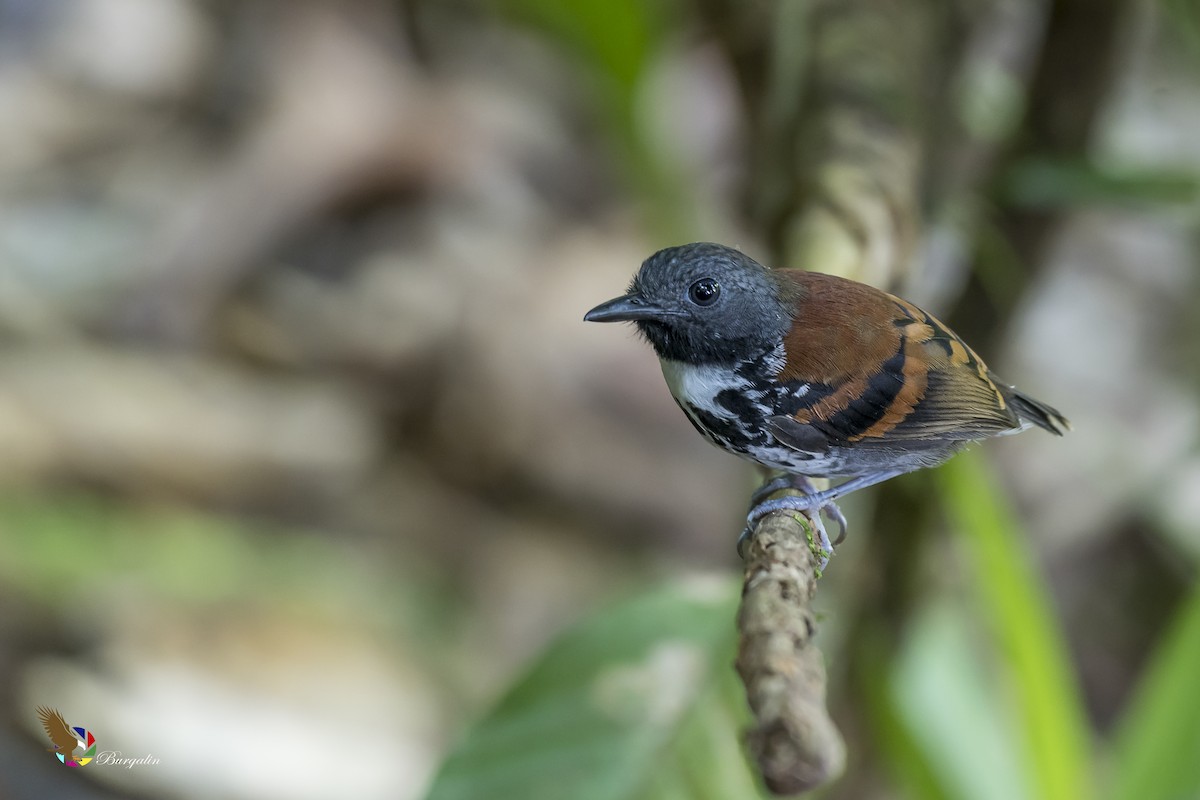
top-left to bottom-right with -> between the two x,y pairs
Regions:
735,510 -> 846,795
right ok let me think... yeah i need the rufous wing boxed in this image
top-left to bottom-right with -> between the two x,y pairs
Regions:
769,271 -> 1019,447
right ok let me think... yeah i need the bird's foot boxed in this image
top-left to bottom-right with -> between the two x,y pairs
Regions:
737,475 -> 847,571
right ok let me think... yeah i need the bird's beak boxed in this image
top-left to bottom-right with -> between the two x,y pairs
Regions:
583,294 -> 675,323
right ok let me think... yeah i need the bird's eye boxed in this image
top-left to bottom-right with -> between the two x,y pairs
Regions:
688,278 -> 720,307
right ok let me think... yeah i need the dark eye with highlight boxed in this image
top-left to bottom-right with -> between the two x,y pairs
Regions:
688,278 -> 720,307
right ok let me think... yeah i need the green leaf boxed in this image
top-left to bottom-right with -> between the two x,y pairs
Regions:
888,602 -> 1030,800
938,454 -> 1094,800
1160,0 -> 1200,65
1109,580 -> 1200,800
424,578 -> 770,800
495,0 -> 661,92
999,157 -> 1200,210
860,631 -> 957,800
490,0 -> 702,239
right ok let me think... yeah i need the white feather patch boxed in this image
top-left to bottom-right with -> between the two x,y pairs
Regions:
658,360 -> 746,417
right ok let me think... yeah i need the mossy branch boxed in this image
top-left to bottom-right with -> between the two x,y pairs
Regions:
736,509 -> 844,794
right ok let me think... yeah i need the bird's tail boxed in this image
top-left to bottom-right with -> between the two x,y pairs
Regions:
1008,389 -> 1070,435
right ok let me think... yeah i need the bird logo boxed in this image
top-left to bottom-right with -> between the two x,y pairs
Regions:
36,706 -> 97,767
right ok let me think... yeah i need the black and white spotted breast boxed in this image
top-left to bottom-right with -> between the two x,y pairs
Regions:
657,355 -> 846,475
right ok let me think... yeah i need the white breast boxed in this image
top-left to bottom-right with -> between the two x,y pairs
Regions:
658,359 -> 747,417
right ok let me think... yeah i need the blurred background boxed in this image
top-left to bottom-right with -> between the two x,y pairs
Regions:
0,0 -> 1198,798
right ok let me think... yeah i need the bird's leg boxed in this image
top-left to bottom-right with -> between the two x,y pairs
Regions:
748,469 -> 907,526
737,505 -> 835,570
739,469 -> 908,567
747,474 -> 849,542
739,474 -> 847,570
748,474 -> 808,507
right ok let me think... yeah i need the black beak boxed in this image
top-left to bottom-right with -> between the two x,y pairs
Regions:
583,294 -> 674,323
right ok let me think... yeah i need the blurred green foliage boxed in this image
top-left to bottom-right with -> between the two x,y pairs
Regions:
1161,0 -> 1200,63
1110,580 -> 1200,800
887,601 -> 1029,800
427,454 -> 1200,800
939,455 -> 1093,800
0,493 -> 423,630
4,0 -> 1197,797
417,1 -> 1200,796
493,0 -> 699,237
1000,157 -> 1200,212
425,579 -> 770,800
496,0 -> 662,92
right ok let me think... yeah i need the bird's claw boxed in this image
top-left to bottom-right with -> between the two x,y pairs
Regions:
736,525 -> 752,560
824,501 -> 848,546
738,475 -> 847,571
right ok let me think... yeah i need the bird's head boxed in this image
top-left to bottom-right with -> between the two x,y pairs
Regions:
584,243 -> 796,365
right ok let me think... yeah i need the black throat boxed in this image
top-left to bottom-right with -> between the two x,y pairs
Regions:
635,318 -> 789,367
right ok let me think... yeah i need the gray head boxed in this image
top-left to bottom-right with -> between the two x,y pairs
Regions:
584,243 -> 795,365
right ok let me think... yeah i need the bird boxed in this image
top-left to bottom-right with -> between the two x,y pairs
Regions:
37,706 -> 82,761
584,242 -> 1068,566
